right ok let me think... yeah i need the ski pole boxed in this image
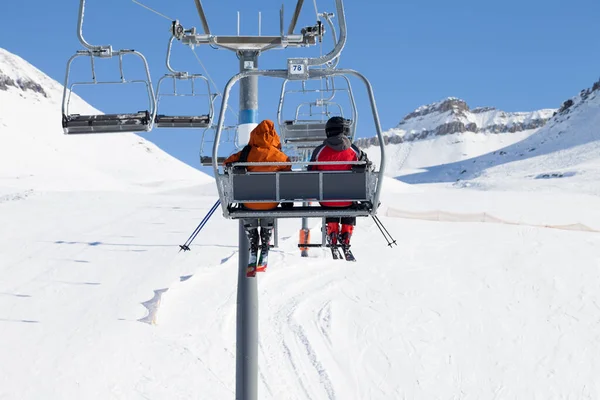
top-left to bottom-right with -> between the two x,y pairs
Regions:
371,215 -> 397,247
180,200 -> 220,251
179,200 -> 221,252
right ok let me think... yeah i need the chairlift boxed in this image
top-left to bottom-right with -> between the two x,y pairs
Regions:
277,75 -> 357,150
153,33 -> 215,129
61,0 -> 155,135
211,66 -> 386,220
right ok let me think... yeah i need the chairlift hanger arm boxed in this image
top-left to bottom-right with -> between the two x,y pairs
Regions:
77,0 -> 111,55
165,36 -> 186,76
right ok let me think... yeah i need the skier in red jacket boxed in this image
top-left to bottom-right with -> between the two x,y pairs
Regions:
308,116 -> 369,250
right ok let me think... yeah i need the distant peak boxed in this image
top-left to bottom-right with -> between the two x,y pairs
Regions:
404,97 -> 469,121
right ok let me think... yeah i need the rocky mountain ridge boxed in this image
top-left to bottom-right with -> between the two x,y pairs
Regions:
356,97 -> 555,148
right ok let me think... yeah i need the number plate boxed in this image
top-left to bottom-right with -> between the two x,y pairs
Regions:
289,64 -> 304,74
287,59 -> 309,79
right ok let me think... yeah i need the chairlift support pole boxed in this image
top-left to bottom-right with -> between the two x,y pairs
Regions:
236,50 -> 259,400
188,2 -> 355,400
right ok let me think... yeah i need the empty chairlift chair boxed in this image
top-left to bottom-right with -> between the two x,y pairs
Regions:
277,76 -> 357,150
62,50 -> 156,135
153,35 -> 215,129
61,0 -> 155,135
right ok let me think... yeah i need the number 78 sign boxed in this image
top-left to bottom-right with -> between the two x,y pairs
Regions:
287,59 -> 309,79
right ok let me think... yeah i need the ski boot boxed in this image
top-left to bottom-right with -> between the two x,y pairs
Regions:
257,227 -> 273,272
339,224 -> 356,262
326,222 -> 342,259
245,228 -> 260,277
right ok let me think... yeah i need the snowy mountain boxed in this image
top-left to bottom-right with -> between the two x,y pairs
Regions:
360,97 -> 555,145
0,47 -> 210,194
360,97 -> 555,176
397,79 -> 600,195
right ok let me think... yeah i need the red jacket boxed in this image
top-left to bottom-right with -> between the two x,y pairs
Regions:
309,135 -> 366,207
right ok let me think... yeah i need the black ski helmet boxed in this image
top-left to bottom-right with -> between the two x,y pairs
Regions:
325,116 -> 350,137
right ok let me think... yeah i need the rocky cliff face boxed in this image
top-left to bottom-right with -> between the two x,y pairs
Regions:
356,97 -> 555,148
0,68 -> 47,97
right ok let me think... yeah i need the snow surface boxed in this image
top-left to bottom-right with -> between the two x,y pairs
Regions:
2,48 -> 600,399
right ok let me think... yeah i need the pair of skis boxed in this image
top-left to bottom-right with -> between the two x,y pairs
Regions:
329,244 -> 356,262
246,246 -> 269,278
296,243 -> 356,262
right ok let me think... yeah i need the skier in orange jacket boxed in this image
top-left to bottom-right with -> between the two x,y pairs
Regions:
224,119 -> 291,273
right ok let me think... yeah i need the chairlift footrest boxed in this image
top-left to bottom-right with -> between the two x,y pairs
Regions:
226,205 -> 373,219
155,115 -> 211,128
200,156 -> 228,166
62,111 -> 151,134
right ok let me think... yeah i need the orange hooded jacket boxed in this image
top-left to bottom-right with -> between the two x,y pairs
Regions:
224,120 -> 291,210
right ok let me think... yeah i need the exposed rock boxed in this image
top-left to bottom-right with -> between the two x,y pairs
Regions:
404,97 -> 468,120
355,97 -> 555,149
0,68 -> 47,97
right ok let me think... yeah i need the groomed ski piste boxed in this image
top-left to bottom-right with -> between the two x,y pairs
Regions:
2,48 -> 600,398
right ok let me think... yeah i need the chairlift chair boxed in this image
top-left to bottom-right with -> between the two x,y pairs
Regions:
212,66 -> 386,220
62,50 -> 156,135
277,75 -> 358,150
61,0 -> 155,135
153,36 -> 216,129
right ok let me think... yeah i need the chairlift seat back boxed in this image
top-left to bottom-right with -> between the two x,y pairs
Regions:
217,166 -> 378,219
280,120 -> 327,147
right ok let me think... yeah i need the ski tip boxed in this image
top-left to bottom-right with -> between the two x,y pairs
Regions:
256,265 -> 267,273
179,244 -> 191,252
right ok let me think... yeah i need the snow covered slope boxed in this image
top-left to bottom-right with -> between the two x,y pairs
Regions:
0,47 -> 210,193
2,48 -> 600,400
397,79 -> 600,195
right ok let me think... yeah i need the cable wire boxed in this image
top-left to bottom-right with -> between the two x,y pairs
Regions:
131,0 -> 174,21
312,0 -> 319,18
190,47 -> 239,121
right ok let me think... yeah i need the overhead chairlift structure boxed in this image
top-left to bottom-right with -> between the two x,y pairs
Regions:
61,0 -> 155,135
153,23 -> 216,129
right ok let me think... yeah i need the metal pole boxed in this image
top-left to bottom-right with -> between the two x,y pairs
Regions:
287,0 -> 305,35
236,50 -> 259,400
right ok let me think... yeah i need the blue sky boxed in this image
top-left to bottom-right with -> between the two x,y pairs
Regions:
3,0 -> 600,173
